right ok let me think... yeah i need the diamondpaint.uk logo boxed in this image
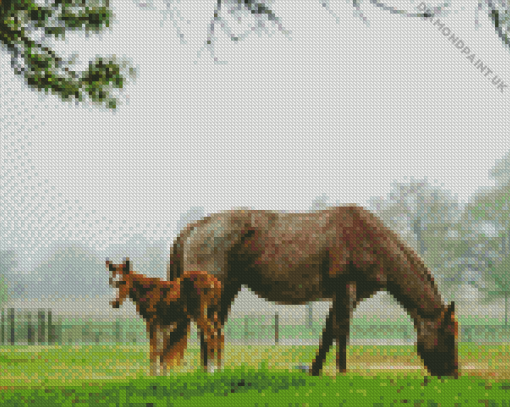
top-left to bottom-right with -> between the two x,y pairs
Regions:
418,2 -> 507,93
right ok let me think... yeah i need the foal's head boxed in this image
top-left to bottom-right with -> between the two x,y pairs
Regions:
416,302 -> 458,379
107,258 -> 135,308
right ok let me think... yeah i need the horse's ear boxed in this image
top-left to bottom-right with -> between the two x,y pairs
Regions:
441,302 -> 457,328
436,302 -> 455,329
124,258 -> 130,271
445,302 -> 455,318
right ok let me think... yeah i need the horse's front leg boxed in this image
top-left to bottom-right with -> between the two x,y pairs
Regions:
310,307 -> 335,376
335,282 -> 356,374
310,281 -> 356,375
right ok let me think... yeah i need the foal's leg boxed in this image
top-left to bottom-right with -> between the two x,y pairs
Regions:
215,316 -> 225,371
160,325 -> 175,376
205,307 -> 224,373
197,309 -> 224,374
156,326 -> 166,375
162,320 -> 189,373
148,324 -> 160,376
200,284 -> 241,370
161,327 -> 170,376
196,321 -> 216,373
199,329 -> 210,372
199,283 -> 240,372
215,284 -> 240,371
196,315 -> 221,374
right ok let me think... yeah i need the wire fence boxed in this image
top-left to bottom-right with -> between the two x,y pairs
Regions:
1,308 -> 509,346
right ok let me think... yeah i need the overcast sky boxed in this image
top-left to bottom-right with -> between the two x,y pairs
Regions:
1,0 -> 510,319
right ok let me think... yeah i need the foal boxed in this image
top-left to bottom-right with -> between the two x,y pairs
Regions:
107,258 -> 223,375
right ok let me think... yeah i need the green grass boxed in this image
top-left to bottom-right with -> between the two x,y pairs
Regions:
1,364 -> 510,407
0,343 -> 509,406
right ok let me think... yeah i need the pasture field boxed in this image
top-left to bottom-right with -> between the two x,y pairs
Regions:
0,343 -> 509,406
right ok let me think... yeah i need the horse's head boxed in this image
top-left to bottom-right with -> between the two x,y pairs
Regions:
416,301 -> 458,379
106,258 -> 133,309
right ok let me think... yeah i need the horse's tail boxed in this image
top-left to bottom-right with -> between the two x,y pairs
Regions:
179,272 -> 220,321
179,276 -> 200,318
168,218 -> 207,281
168,232 -> 186,282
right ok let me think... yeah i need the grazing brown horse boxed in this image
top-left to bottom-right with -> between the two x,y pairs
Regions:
107,258 -> 223,375
168,205 -> 458,378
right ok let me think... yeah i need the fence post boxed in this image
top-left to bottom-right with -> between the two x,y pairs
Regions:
9,308 -> 15,345
244,316 -> 249,343
274,312 -> 279,345
82,318 -> 89,344
37,309 -> 46,345
115,318 -> 122,344
307,303 -> 313,330
48,309 -> 55,345
95,319 -> 101,344
27,312 -> 34,345
55,317 -> 63,345
1,308 -> 5,345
